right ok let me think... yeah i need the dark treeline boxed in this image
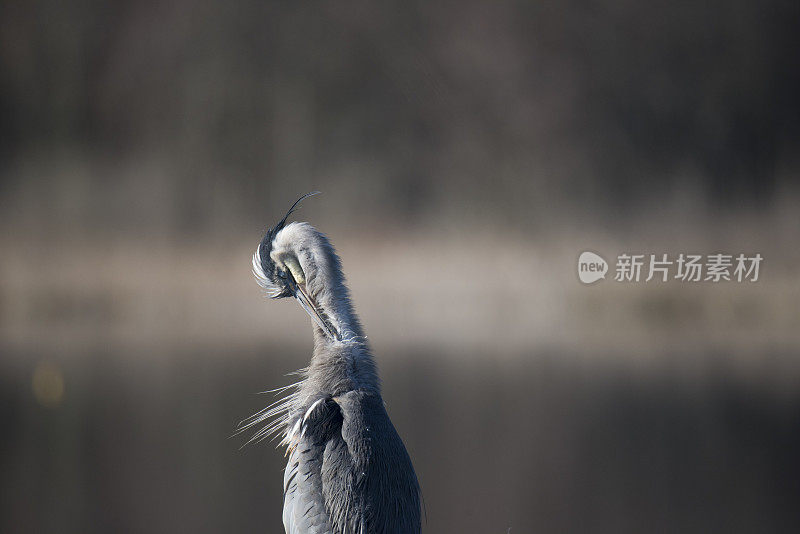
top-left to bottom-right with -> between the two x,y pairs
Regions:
1,0 -> 798,236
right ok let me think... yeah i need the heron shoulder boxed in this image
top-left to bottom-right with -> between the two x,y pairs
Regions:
285,390 -> 421,533
324,390 -> 422,534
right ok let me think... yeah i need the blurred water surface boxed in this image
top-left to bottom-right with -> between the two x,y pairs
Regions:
3,344 -> 800,533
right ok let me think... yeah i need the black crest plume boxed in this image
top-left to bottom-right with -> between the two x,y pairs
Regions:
257,191 -> 321,281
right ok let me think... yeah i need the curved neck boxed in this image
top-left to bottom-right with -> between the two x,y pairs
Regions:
305,285 -> 379,396
313,286 -> 363,343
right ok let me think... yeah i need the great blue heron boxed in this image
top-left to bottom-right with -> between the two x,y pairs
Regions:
241,193 -> 421,534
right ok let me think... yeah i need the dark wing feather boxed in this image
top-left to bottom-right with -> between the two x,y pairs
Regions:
283,393 -> 421,534
283,441 -> 333,533
329,391 -> 422,534
283,397 -> 342,534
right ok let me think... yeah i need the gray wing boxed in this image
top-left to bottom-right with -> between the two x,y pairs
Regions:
282,440 -> 332,534
282,393 -> 420,534
282,397 -> 342,534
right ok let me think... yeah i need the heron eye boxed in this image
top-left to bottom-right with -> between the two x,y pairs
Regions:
278,269 -> 287,279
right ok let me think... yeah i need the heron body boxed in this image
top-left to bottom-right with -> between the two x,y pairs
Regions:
245,195 -> 421,534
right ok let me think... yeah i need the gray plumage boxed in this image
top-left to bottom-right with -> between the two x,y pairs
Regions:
243,194 -> 421,534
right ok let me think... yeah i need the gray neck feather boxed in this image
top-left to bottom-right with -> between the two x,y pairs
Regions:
290,223 -> 380,402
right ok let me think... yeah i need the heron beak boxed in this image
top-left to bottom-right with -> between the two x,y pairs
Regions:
287,276 -> 339,340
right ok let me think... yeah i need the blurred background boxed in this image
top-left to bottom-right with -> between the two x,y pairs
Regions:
2,1 -> 800,532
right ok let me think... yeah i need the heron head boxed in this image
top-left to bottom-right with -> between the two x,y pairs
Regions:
252,192 -> 341,340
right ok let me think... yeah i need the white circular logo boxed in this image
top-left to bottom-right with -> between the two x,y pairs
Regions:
578,251 -> 608,284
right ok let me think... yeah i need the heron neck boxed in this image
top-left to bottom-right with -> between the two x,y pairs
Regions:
306,296 -> 379,395
315,289 -> 362,342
